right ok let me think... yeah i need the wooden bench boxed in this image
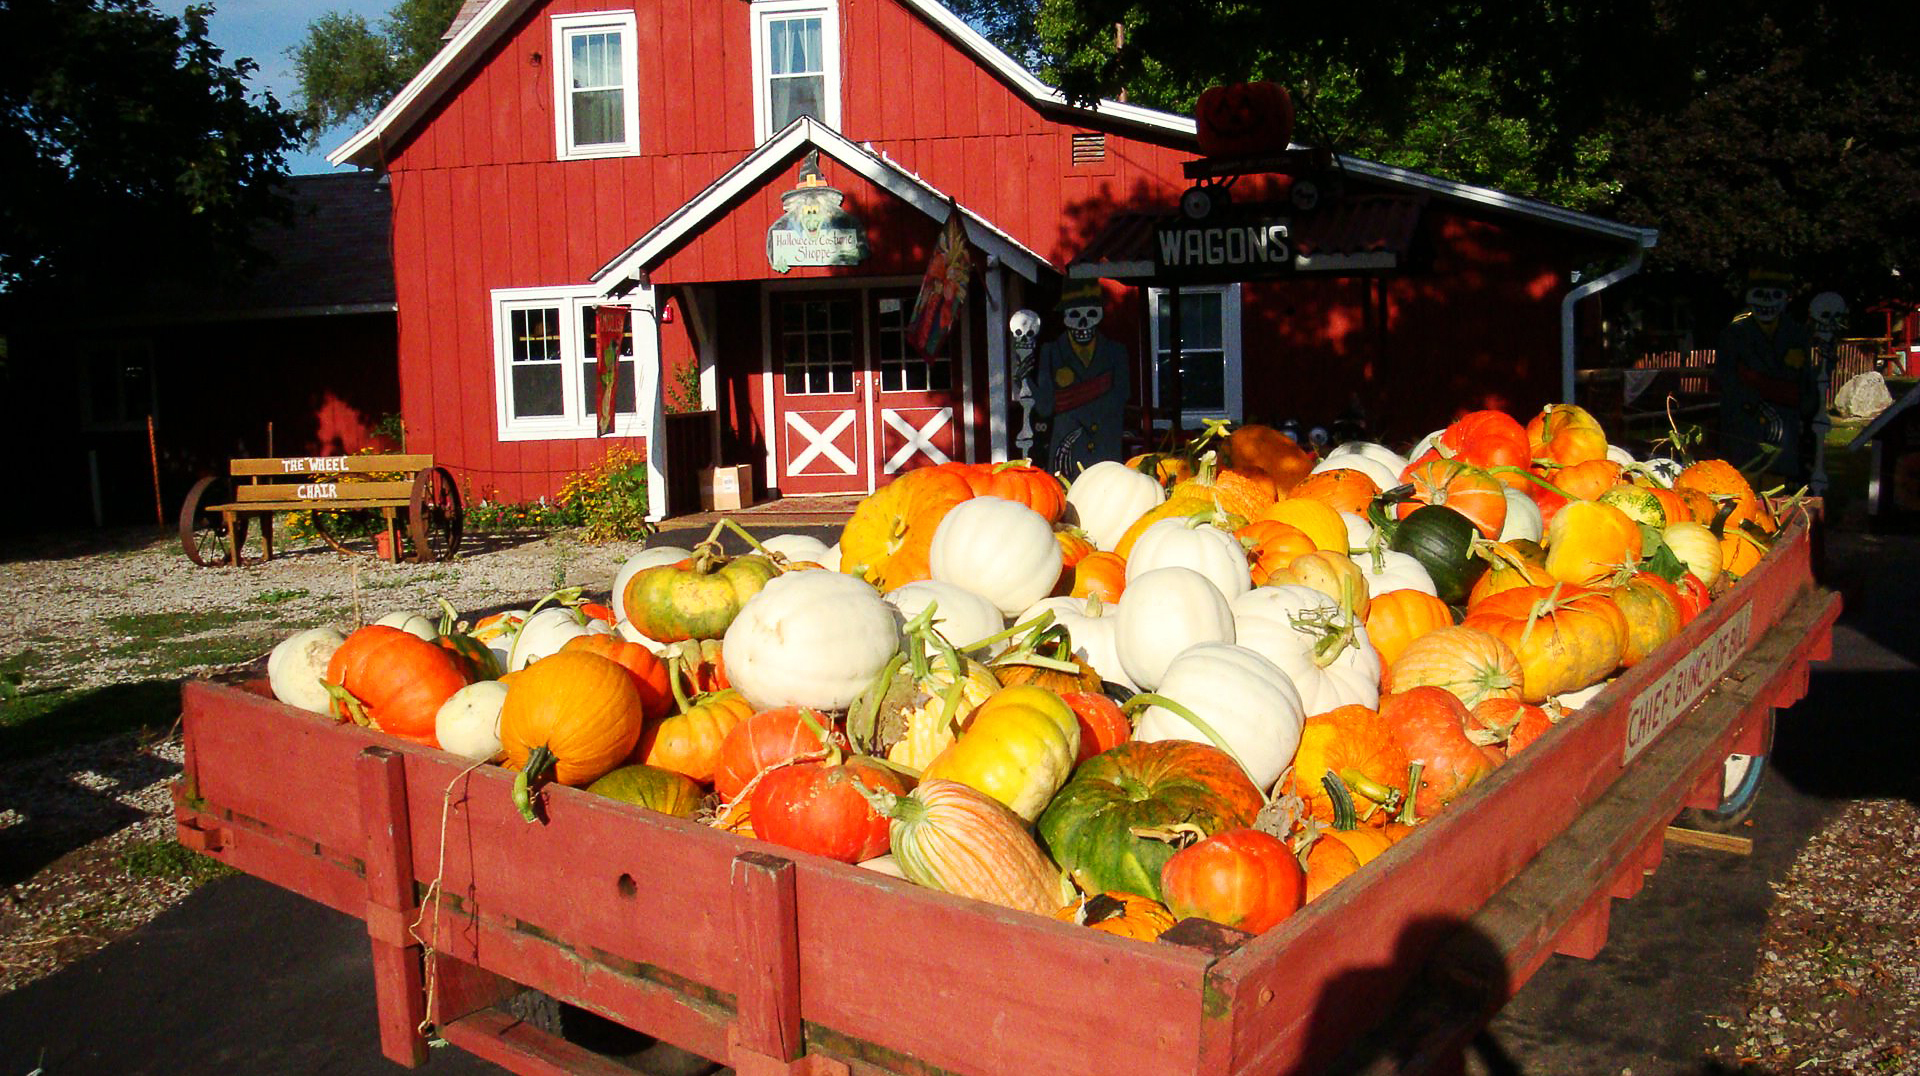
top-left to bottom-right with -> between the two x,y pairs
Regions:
178,454 -> 463,566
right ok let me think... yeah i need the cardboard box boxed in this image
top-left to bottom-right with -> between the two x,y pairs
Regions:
700,464 -> 755,511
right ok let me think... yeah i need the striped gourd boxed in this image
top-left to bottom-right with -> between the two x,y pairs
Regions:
868,779 -> 1074,915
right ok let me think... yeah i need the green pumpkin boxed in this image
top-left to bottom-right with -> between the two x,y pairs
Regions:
1387,504 -> 1486,606
623,553 -> 779,642
584,764 -> 705,819
1036,740 -> 1263,902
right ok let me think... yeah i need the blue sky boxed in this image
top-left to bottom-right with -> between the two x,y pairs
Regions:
161,0 -> 394,174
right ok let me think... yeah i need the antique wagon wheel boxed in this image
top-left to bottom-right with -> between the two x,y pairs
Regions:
177,476 -> 262,567
409,466 -> 463,563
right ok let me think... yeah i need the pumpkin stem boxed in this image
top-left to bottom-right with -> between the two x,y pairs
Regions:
322,680 -> 372,727
1395,761 -> 1426,825
664,651 -> 696,713
965,609 -> 1054,657
849,650 -> 909,752
1121,692 -> 1258,787
1519,581 -> 1564,653
1486,465 -> 1579,504
505,586 -> 586,671
1322,772 -> 1358,830
853,780 -> 916,823
436,598 -> 465,636
1287,603 -> 1358,669
513,744 -> 557,824
1337,768 -> 1403,813
1127,821 -> 1209,848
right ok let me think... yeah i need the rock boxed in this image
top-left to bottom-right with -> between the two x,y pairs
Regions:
1834,371 -> 1894,419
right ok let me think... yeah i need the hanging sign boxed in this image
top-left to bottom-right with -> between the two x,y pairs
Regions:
767,150 -> 869,273
1152,215 -> 1294,283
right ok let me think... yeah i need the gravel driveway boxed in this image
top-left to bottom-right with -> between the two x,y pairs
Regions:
1,522 -> 1915,1072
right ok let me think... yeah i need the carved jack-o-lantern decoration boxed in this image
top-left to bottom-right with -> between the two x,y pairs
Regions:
1196,82 -> 1295,159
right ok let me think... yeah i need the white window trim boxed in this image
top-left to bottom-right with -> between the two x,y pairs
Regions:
491,284 -> 656,442
1148,283 -> 1243,424
551,10 -> 640,160
749,0 -> 842,145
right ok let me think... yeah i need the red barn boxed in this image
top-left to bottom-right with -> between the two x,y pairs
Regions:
330,0 -> 1655,517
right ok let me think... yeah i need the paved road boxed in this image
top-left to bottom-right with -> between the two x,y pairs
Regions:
0,526 -> 1910,1075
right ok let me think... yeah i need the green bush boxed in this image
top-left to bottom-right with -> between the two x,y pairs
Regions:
559,447 -> 655,543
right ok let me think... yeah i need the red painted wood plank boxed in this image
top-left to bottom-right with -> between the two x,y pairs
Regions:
443,1008 -> 645,1076
719,4 -> 755,152
181,681 -> 371,853
730,853 -> 803,1062
175,799 -> 368,918
359,747 -> 430,1067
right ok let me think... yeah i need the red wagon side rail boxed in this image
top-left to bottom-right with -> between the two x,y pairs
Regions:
173,516 -> 1839,1076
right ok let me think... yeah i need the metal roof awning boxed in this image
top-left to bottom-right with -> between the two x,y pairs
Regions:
1067,194 -> 1426,280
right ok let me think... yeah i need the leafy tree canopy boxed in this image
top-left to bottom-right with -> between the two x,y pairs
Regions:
0,0 -> 299,299
291,0 -> 464,144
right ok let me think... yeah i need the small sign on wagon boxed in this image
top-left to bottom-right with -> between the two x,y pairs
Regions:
1623,604 -> 1754,763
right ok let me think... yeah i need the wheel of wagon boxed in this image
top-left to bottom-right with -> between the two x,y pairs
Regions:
409,466 -> 463,563
177,476 -> 259,567
1676,713 -> 1772,834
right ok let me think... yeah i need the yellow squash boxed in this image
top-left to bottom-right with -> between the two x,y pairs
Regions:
922,685 -> 1079,821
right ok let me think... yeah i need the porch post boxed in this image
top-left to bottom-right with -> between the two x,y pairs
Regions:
985,263 -> 1010,463
636,287 -> 668,523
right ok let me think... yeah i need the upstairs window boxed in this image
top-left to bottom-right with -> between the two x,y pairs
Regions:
752,1 -> 840,143
552,12 -> 639,159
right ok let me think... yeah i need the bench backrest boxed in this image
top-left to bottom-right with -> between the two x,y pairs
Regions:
227,455 -> 433,506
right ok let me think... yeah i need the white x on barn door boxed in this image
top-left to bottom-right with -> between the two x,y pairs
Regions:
881,407 -> 952,474
785,409 -> 859,475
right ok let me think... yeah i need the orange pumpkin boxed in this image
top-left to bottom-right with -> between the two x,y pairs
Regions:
959,461 -> 1068,523
1364,588 -> 1456,667
1525,403 -> 1609,468
1720,525 -> 1768,580
1174,463 -> 1277,522
1286,468 -> 1379,514
1674,459 -> 1773,534
324,625 -> 473,747
1645,486 -> 1693,530
1607,575 -> 1682,667
1305,824 -> 1410,901
1069,550 -> 1128,603
562,634 -> 674,720
1467,541 -> 1554,608
1379,686 -> 1503,819
1285,705 -> 1409,829
1054,891 -> 1178,942
1195,81 -> 1295,158
1470,698 -> 1554,757
1258,497 -> 1350,554
1397,458 -> 1507,540
640,677 -> 754,783
1127,451 -> 1196,490
1053,526 -> 1096,570
1461,585 -> 1627,703
1544,500 -> 1643,586
1238,519 -> 1318,585
1225,424 -> 1316,494
1381,626 -> 1525,711
1423,410 -> 1534,489
839,466 -> 974,590
1528,459 -> 1622,525
500,650 -> 647,821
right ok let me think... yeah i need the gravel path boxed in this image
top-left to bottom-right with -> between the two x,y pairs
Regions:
0,524 -> 1915,1073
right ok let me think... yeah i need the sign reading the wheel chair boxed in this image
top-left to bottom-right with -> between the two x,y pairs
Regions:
1154,200 -> 1293,284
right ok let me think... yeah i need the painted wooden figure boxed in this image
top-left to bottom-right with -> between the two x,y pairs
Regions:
1031,281 -> 1130,474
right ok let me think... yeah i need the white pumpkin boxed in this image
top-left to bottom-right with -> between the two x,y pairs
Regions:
616,619 -> 672,654
1065,460 -> 1167,551
885,579 -> 1006,655
1133,642 -> 1305,791
1498,486 -> 1544,543
435,681 -> 508,761
1662,522 -> 1724,587
1313,441 -> 1408,491
1605,443 -> 1636,468
1638,457 -> 1684,486
611,546 -> 694,623
759,533 -> 834,567
1125,518 -> 1252,602
373,610 -> 436,641
818,542 -> 843,573
1339,511 -> 1375,555
1018,594 -> 1134,691
929,497 -> 1063,616
1406,429 -> 1444,466
509,607 -> 589,671
1230,585 -> 1382,715
1554,679 -> 1611,711
722,571 -> 902,710
267,627 -> 346,713
1357,548 -> 1438,598
1114,566 -> 1235,691
473,610 -> 528,670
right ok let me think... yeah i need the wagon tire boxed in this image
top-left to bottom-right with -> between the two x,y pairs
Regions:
178,476 -> 249,567
409,466 -> 463,563
1675,750 -> 1768,834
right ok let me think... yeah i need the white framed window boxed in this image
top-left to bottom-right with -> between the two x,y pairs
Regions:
492,285 -> 651,441
552,11 -> 639,160
750,0 -> 841,143
1148,284 -> 1242,423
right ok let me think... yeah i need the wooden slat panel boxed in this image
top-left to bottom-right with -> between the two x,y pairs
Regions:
229,454 -> 432,476
232,481 -> 416,504
181,681 -> 374,855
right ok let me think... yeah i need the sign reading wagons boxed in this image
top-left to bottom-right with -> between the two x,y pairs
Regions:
1153,217 -> 1294,283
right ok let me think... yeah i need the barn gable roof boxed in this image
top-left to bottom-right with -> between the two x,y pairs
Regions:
590,116 -> 1048,289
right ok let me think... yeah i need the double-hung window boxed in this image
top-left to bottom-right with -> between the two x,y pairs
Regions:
552,11 -> 639,159
493,286 -> 647,440
752,0 -> 840,143
1148,284 -> 1243,424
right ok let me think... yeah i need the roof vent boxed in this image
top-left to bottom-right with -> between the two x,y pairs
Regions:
1071,133 -> 1106,165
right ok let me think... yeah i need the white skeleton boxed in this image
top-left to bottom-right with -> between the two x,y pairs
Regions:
1063,303 -> 1104,344
1806,291 -> 1849,496
1010,309 -> 1041,455
1746,283 -> 1790,323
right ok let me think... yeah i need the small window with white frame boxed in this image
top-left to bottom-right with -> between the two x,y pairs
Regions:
493,286 -> 649,440
552,11 -> 639,159
751,0 -> 841,143
1148,284 -> 1242,424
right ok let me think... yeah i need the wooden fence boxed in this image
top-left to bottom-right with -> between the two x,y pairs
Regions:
1628,341 -> 1882,410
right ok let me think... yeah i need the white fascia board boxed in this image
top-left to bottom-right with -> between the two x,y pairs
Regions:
591,117 -> 1050,289
1336,156 -> 1659,249
327,0 -> 536,168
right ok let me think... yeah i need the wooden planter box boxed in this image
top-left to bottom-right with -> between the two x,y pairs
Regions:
173,518 -> 1839,1076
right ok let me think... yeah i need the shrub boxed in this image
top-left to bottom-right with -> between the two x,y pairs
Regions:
557,447 -> 655,543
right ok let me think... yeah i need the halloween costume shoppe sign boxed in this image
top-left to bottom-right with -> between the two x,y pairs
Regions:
767,151 -> 869,273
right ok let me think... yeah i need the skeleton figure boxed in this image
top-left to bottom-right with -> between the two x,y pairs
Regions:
1716,268 -> 1817,483
1010,309 -> 1041,456
1030,280 -> 1131,475
1805,292 -> 1849,495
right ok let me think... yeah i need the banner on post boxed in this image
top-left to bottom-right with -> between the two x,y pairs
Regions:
593,304 -> 631,437
907,201 -> 972,357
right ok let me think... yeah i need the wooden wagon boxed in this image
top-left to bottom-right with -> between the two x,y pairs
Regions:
172,516 -> 1839,1075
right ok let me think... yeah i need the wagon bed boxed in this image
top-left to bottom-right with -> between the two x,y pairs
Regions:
172,516 -> 1839,1076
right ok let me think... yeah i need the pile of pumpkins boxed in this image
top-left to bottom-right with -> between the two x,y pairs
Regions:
263,403 -> 1787,943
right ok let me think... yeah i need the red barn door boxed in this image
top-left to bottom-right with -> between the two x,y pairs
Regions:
870,288 -> 961,480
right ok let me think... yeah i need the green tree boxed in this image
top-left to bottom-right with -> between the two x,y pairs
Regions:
290,0 -> 464,143
0,0 -> 299,297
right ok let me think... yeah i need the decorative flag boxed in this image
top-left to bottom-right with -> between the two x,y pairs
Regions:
907,200 -> 972,358
593,304 -> 630,437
